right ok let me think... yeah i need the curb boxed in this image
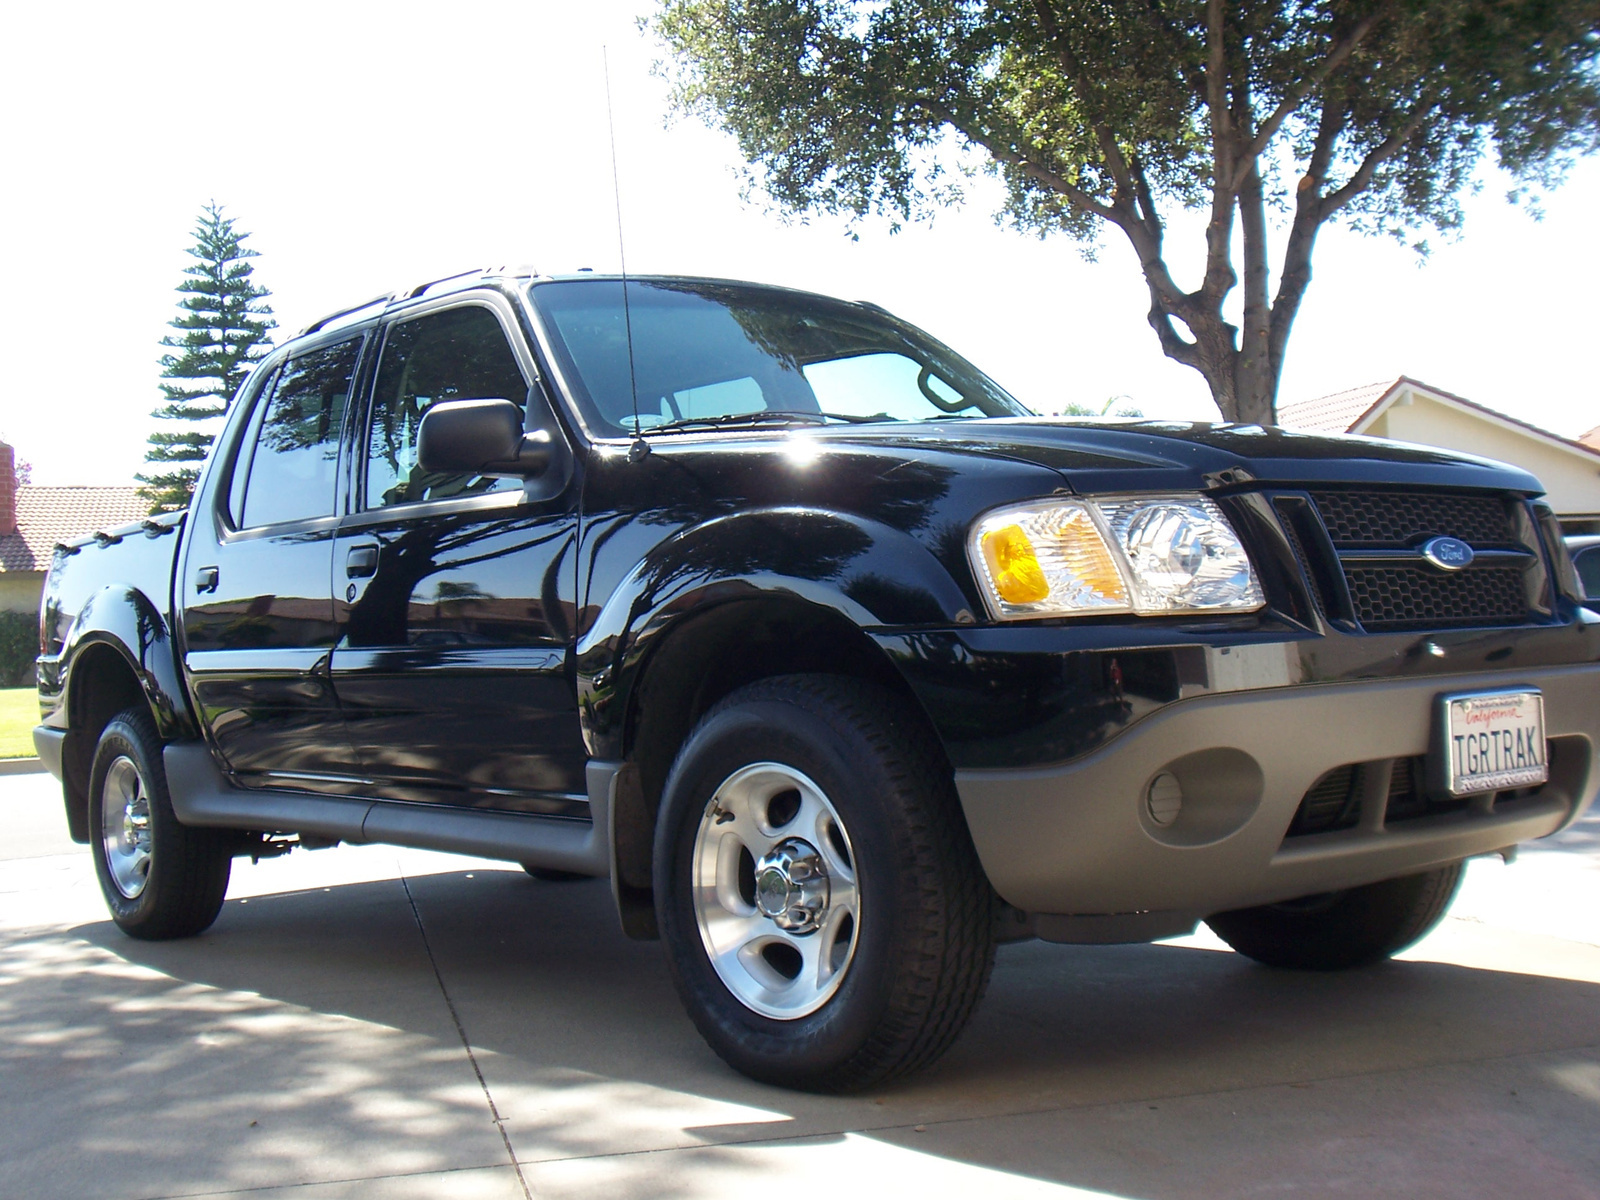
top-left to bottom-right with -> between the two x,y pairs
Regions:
0,758 -> 45,776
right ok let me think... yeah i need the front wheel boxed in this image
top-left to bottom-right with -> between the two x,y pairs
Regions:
87,708 -> 233,940
654,675 -> 996,1092
1205,862 -> 1465,971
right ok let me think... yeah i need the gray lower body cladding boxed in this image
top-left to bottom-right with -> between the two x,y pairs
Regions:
32,726 -> 66,778
954,663 -> 1599,923
161,741 -> 614,877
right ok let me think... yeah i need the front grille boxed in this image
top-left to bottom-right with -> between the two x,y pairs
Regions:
1298,489 -> 1537,631
1289,764 -> 1358,835
1344,564 -> 1528,630
1311,490 -> 1516,547
1285,756 -> 1474,840
1382,757 -> 1468,824
1277,507 -> 1325,620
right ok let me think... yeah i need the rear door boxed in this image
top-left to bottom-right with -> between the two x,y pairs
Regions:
181,333 -> 367,784
329,295 -> 588,814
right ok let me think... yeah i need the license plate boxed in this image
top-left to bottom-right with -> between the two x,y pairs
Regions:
1439,689 -> 1547,797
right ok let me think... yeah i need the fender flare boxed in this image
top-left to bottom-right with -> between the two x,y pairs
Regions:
575,506 -> 974,757
59,583 -> 195,742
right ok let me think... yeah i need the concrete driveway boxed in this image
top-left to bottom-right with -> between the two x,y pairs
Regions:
3,768 -> 1598,1199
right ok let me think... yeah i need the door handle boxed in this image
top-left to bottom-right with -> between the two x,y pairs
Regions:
194,566 -> 219,593
346,546 -> 379,579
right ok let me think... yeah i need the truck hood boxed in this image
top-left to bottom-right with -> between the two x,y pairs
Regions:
823,418 -> 1546,496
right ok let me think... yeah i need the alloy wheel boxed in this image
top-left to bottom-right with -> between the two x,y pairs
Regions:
691,762 -> 860,1019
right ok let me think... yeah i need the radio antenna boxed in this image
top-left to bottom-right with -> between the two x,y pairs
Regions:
602,46 -> 645,445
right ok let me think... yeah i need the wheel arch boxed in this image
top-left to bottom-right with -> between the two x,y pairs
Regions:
603,592 -> 951,927
55,589 -> 194,843
58,585 -> 193,737
575,506 -> 976,937
577,506 -> 974,754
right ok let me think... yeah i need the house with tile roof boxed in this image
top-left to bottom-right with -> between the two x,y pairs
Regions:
0,442 -> 151,615
1278,377 -> 1600,534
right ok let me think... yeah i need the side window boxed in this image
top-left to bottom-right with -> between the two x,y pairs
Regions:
227,367 -> 278,525
365,305 -> 528,509
236,338 -> 360,528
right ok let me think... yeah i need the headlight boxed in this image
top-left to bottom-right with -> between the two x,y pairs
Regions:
968,495 -> 1263,620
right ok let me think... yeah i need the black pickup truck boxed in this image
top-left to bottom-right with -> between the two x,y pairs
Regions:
35,269 -> 1600,1091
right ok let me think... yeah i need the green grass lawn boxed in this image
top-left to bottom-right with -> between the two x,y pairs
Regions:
1,687 -> 39,758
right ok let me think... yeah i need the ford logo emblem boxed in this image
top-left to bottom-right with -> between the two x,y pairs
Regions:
1421,536 -> 1475,571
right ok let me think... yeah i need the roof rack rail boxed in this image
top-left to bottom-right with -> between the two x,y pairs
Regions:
297,292 -> 397,338
403,267 -> 487,300
295,264 -> 540,339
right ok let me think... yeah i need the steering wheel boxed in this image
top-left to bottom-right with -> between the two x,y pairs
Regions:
917,366 -> 974,414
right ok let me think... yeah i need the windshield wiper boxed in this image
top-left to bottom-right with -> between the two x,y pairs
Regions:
814,410 -> 894,424
639,410 -> 891,435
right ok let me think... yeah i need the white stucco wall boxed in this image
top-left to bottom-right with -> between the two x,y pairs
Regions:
1366,392 -> 1600,518
0,572 -> 42,615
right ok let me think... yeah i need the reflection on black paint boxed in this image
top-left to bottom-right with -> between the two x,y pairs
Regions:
345,515 -> 572,649
333,503 -> 588,803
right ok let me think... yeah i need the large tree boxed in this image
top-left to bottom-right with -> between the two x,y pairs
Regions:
139,203 -> 276,511
652,1 -> 1600,423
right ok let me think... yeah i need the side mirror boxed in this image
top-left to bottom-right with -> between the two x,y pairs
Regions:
417,398 -> 553,477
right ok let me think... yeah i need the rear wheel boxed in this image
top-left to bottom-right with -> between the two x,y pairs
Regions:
1206,863 -> 1465,970
653,675 -> 996,1092
88,708 -> 232,940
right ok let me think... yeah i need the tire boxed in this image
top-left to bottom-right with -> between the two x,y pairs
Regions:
87,707 -> 233,940
1205,862 -> 1465,971
521,863 -> 588,882
653,674 -> 996,1092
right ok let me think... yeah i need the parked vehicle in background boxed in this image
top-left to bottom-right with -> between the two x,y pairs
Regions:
1563,535 -> 1600,607
33,268 -> 1600,1091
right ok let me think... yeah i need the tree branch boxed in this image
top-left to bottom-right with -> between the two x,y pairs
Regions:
1129,154 -> 1163,243
1304,87 -> 1347,185
1228,6 -> 1390,193
1234,158 -> 1274,423
1031,0 -> 1140,203
1205,0 -> 1233,189
918,98 -> 1197,322
1143,0 -> 1209,108
1148,292 -> 1201,369
1319,88 -> 1437,218
1193,0 -> 1240,307
917,98 -> 1121,224
1264,93 -> 1348,398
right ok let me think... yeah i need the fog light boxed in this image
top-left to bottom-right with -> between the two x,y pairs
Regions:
1146,773 -> 1184,826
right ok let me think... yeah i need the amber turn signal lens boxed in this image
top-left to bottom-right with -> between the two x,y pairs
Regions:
980,524 -> 1050,604
1052,506 -> 1129,602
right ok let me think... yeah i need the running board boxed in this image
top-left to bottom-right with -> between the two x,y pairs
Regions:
163,741 -> 612,877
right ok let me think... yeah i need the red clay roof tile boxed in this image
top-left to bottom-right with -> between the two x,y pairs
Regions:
0,487 -> 150,573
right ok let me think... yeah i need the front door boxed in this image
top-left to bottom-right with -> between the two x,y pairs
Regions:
181,333 -> 367,785
330,298 -> 588,814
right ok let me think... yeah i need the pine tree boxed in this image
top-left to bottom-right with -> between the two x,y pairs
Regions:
138,202 -> 276,511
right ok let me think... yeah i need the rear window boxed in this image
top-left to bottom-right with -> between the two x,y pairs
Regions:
233,337 -> 360,527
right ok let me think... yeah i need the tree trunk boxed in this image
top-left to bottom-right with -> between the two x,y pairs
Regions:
1233,163 -> 1276,425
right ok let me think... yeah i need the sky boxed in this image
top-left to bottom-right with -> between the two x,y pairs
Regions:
1,1 -> 1596,486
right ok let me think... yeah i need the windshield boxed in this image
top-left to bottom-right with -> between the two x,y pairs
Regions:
528,278 -> 1031,437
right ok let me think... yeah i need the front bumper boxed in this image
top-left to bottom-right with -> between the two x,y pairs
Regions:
954,663 -> 1598,923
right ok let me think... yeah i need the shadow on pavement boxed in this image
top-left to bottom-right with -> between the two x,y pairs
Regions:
18,857 -> 1596,1198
